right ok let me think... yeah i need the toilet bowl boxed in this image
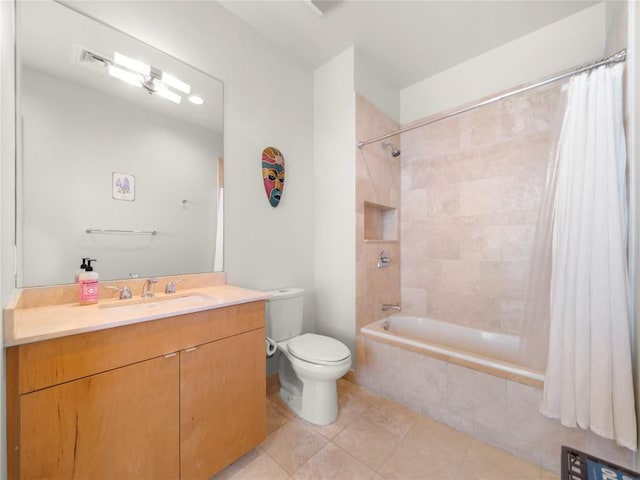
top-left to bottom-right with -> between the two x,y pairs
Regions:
265,287 -> 351,426
276,334 -> 351,425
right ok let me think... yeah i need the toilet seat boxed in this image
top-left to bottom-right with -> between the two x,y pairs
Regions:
287,334 -> 351,366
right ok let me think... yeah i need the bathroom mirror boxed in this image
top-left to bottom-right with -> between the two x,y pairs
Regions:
16,1 -> 224,287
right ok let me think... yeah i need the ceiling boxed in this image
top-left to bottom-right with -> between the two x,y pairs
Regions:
219,0 -> 599,90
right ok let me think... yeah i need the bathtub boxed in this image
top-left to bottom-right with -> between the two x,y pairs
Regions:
357,318 -> 632,474
361,315 -> 544,385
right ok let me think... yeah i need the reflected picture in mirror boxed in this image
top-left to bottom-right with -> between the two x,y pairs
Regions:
16,1 -> 224,287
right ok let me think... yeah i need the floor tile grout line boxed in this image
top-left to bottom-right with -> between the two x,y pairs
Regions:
286,438 -> 333,478
328,439 -> 379,477
452,437 -> 477,480
256,444 -> 292,478
264,381 -> 556,480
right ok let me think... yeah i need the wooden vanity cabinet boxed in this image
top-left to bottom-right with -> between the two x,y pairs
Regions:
20,354 -> 181,479
180,328 -> 265,479
6,301 -> 266,480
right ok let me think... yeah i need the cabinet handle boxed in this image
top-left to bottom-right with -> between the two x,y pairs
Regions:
184,347 -> 197,353
164,353 -> 177,359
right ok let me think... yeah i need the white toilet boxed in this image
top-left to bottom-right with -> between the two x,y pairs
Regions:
266,288 -> 352,425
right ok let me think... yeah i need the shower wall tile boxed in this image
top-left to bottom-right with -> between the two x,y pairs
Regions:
397,348 -> 448,415
425,229 -> 460,260
584,430 -> 635,471
459,178 -> 503,216
401,156 -> 439,190
402,189 -> 428,224
444,364 -> 476,435
461,296 -> 502,330
440,260 -> 480,293
400,287 -> 427,317
459,101 -> 504,149
502,381 -> 586,469
502,168 -> 545,212
423,157 -> 460,187
500,299 -> 526,333
401,84 -> 559,333
468,373 -> 507,447
501,224 -> 536,261
459,225 -> 502,261
501,83 -> 561,138
401,261 -> 430,289
400,223 -> 427,262
355,94 -> 401,342
426,292 -> 463,324
425,184 -> 459,217
417,116 -> 461,158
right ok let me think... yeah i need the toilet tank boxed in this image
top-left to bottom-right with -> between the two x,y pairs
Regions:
266,288 -> 304,341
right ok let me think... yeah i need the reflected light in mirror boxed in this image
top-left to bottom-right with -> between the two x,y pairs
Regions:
155,84 -> 182,104
113,51 -> 150,75
108,64 -> 142,88
163,72 -> 191,94
189,95 -> 204,105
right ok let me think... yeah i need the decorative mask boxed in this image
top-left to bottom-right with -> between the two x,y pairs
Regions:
262,147 -> 285,207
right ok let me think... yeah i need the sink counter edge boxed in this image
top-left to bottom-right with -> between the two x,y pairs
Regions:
4,284 -> 270,347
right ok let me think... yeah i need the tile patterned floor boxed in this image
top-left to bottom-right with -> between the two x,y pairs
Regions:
212,379 -> 561,480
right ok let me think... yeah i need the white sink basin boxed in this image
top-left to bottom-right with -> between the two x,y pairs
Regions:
99,293 -> 219,316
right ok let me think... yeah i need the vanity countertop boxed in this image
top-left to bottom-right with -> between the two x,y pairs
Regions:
4,283 -> 270,346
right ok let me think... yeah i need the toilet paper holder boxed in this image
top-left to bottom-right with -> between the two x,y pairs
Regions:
265,337 -> 277,357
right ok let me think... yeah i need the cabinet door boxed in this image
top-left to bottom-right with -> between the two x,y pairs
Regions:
20,354 -> 180,480
180,328 -> 266,479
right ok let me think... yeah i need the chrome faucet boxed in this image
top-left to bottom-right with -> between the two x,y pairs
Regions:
382,303 -> 401,312
165,279 -> 184,294
377,251 -> 392,268
142,277 -> 158,298
106,285 -> 132,300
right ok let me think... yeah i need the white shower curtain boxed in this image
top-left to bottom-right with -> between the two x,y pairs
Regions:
541,63 -> 637,451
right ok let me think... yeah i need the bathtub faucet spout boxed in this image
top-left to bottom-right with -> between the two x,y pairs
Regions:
382,303 -> 401,312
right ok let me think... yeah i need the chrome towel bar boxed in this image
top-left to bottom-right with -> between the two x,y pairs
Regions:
86,228 -> 158,235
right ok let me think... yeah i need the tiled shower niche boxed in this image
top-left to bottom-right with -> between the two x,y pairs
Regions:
364,202 -> 398,242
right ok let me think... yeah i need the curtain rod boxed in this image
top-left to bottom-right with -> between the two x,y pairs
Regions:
357,49 -> 627,149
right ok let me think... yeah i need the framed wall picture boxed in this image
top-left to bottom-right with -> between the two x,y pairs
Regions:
112,172 -> 135,201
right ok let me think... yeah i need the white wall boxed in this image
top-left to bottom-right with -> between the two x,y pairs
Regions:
354,48 -> 400,123
313,47 -> 357,356
0,0 -> 15,475
20,68 -> 221,286
400,3 -> 607,123
605,1 -> 628,56
60,1 -> 316,325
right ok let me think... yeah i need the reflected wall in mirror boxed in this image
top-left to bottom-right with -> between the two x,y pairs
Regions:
16,1 -> 224,287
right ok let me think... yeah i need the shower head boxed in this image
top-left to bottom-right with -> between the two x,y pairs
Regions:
381,141 -> 401,158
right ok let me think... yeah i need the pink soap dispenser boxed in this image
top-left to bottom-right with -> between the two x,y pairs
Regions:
74,257 -> 89,283
78,259 -> 99,305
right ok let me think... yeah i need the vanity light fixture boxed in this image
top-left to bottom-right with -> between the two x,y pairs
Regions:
113,52 -> 150,75
162,72 -> 191,94
108,65 -> 143,88
107,51 -> 190,104
154,84 -> 182,104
